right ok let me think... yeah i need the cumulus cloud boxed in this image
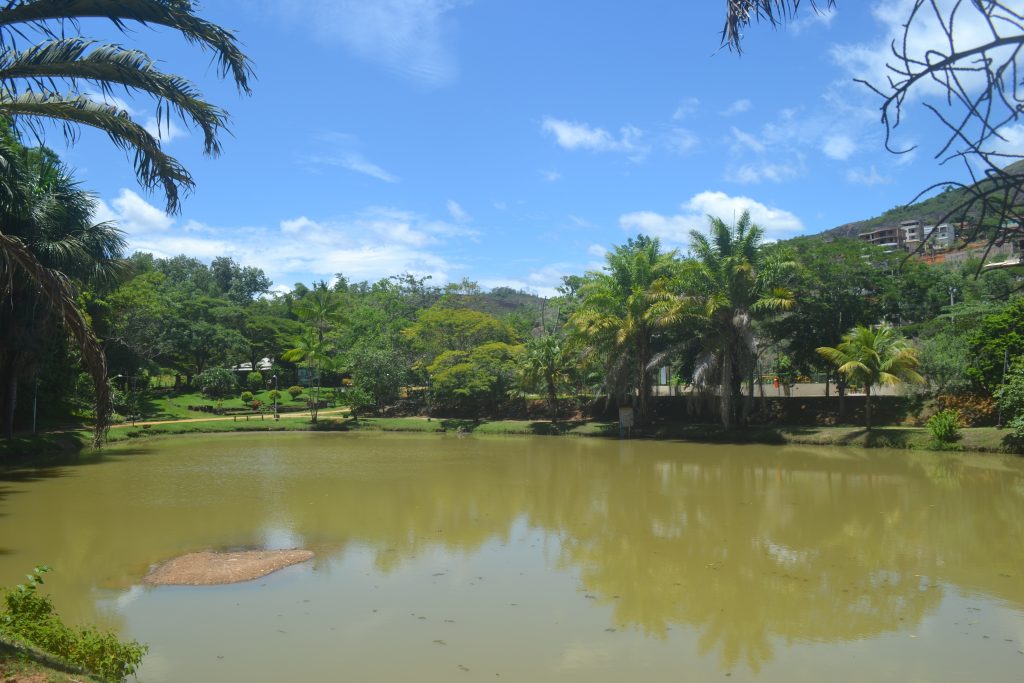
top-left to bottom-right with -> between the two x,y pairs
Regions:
95,190 -> 481,285
143,117 -> 188,143
277,0 -> 469,86
541,117 -> 648,159
790,5 -> 837,34
620,191 -> 804,244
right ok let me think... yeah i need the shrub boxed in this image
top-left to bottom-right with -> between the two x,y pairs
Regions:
240,391 -> 254,403
250,400 -> 262,411
268,389 -> 282,402
0,567 -> 147,681
927,409 -> 962,444
246,371 -> 263,392
996,359 -> 1024,446
195,367 -> 237,398
287,385 -> 303,400
339,387 -> 374,419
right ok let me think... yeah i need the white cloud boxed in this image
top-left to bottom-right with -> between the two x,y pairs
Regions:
569,215 -> 596,229
541,117 -> 648,159
143,117 -> 187,143
790,6 -> 837,34
721,99 -> 752,116
97,189 -> 475,286
279,0 -> 469,86
846,166 -> 890,185
307,152 -> 399,183
447,199 -> 471,223
587,244 -> 607,258
673,97 -> 700,120
620,191 -> 804,245
730,127 -> 766,153
822,134 -> 857,160
727,161 -> 801,184
667,128 -> 699,155
541,169 -> 562,182
94,189 -> 173,233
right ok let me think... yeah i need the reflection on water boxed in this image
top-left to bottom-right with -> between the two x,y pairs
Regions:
0,434 -> 1022,682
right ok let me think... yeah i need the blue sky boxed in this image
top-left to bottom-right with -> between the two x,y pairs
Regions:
50,1 -> 1002,296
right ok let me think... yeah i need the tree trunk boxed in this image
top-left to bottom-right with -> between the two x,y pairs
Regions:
865,385 -> 872,430
720,350 -> 733,429
546,374 -> 558,423
637,334 -> 650,424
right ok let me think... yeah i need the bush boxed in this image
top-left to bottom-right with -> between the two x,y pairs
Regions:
268,389 -> 282,402
996,359 -> 1024,444
195,367 -> 237,398
0,567 -> 147,681
287,385 -> 303,400
927,409 -> 962,444
246,371 -> 263,392
240,391 -> 254,403
339,387 -> 374,419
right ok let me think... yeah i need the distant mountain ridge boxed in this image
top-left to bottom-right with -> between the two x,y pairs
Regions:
817,160 -> 1024,240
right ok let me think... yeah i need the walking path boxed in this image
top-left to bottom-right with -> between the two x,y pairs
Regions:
109,407 -> 350,429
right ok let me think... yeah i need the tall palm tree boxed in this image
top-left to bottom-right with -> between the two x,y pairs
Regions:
282,328 -> 333,425
0,0 -> 252,214
0,137 -> 125,445
660,212 -> 795,429
571,235 -> 677,423
816,324 -> 924,429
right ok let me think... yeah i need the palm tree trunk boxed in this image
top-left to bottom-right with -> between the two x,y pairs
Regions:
637,335 -> 650,423
720,350 -> 733,429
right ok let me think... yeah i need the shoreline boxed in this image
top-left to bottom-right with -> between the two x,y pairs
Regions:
1,417 -> 1019,467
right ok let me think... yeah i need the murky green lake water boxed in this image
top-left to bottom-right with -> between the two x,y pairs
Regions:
1,432 -> 1023,681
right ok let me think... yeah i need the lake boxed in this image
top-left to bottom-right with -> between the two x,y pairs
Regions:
1,432 -> 1023,681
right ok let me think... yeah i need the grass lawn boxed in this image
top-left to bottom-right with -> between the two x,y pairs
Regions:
138,389 -> 317,421
0,639 -> 101,683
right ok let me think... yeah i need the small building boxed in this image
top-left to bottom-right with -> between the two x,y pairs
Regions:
859,226 -> 904,250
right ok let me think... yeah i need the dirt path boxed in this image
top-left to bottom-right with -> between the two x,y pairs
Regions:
109,408 -> 350,429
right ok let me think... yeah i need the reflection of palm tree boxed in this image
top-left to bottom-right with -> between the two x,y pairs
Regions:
817,324 -> 924,429
0,139 -> 124,444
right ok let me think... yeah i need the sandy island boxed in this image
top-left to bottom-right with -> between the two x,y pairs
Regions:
143,549 -> 314,586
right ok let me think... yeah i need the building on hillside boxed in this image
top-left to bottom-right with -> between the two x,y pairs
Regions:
858,226 -> 904,250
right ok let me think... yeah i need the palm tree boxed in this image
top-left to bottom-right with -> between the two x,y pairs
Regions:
0,0 -> 252,214
660,212 -> 795,429
0,137 -> 125,445
571,235 -> 677,423
816,324 -> 924,429
282,328 -> 333,425
519,334 -> 572,422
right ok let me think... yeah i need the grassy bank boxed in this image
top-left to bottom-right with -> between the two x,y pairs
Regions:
96,416 -> 1019,454
0,639 -> 100,683
3,417 -> 1019,462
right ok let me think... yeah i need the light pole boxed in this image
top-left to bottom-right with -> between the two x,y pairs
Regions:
273,374 -> 279,419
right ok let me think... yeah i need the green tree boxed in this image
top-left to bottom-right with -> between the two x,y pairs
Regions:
571,235 -> 677,423
194,367 -> 236,399
519,334 -> 572,421
663,212 -> 795,429
0,140 -> 124,444
817,324 -> 924,429
282,328 -> 333,424
428,341 -> 522,416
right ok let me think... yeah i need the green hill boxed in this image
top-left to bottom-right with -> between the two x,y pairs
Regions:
820,159 -> 1024,240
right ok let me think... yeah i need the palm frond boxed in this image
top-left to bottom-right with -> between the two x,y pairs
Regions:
0,38 -> 229,155
0,90 -> 191,212
0,0 -> 253,94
